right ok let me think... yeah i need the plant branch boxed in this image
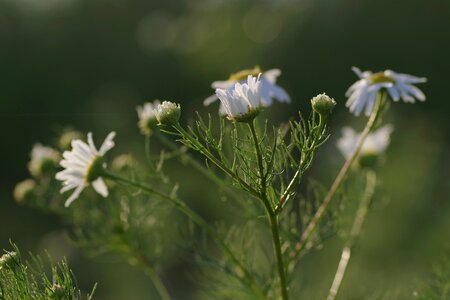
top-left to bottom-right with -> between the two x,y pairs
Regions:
268,209 -> 290,300
248,121 -> 266,194
102,171 -> 267,300
327,170 -> 377,300
134,253 -> 172,300
288,91 -> 386,265
248,120 -> 289,300
172,123 -> 261,199
154,131 -> 241,202
275,114 -> 326,214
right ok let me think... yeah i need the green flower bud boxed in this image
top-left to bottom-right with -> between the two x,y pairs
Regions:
13,179 -> 36,204
156,101 -> 181,126
311,93 -> 336,116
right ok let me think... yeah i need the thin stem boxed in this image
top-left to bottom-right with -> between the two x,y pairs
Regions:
248,120 -> 289,300
154,131 -> 241,202
134,254 -> 172,300
275,114 -> 326,214
268,210 -> 290,300
248,121 -> 266,193
102,171 -> 267,299
289,91 -> 385,264
327,171 -> 377,300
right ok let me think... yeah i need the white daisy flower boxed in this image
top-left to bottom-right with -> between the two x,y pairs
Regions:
346,67 -> 427,116
137,100 -> 160,135
337,124 -> 393,160
204,66 -> 290,114
215,74 -> 262,122
56,132 -> 116,207
28,144 -> 60,177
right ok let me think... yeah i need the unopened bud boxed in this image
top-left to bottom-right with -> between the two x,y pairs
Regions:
311,93 -> 336,116
156,101 -> 181,125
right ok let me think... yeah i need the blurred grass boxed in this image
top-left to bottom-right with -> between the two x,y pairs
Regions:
1,0 -> 449,299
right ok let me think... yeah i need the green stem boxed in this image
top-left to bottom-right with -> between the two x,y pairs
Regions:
268,210 -> 289,300
275,114 -> 326,214
154,131 -> 241,202
102,171 -> 267,299
134,254 -> 172,300
288,91 -> 386,265
248,121 -> 266,193
327,171 -> 377,300
248,120 -> 289,300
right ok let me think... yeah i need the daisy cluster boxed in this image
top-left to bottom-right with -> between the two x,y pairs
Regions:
45,66 -> 425,206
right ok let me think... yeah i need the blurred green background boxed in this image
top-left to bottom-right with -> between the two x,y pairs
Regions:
1,0 -> 449,299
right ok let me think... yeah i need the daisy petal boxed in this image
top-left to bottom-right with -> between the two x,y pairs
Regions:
92,177 -> 109,197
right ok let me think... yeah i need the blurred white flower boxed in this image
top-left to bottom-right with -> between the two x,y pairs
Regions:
215,74 -> 262,122
13,179 -> 36,204
337,125 -> 393,160
137,100 -> 160,135
0,251 -> 18,270
204,66 -> 290,114
56,132 -> 115,207
28,144 -> 60,177
346,67 -> 427,116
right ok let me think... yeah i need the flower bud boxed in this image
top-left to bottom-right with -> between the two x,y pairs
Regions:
156,101 -> 181,125
311,93 -> 336,116
0,251 -> 18,270
58,130 -> 83,150
13,179 -> 36,204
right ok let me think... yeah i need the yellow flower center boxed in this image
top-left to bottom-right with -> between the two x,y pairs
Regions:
370,72 -> 395,84
228,65 -> 262,81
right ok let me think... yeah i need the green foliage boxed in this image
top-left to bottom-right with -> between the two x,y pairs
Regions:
0,243 -> 96,300
11,71 -> 434,300
414,253 -> 450,300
